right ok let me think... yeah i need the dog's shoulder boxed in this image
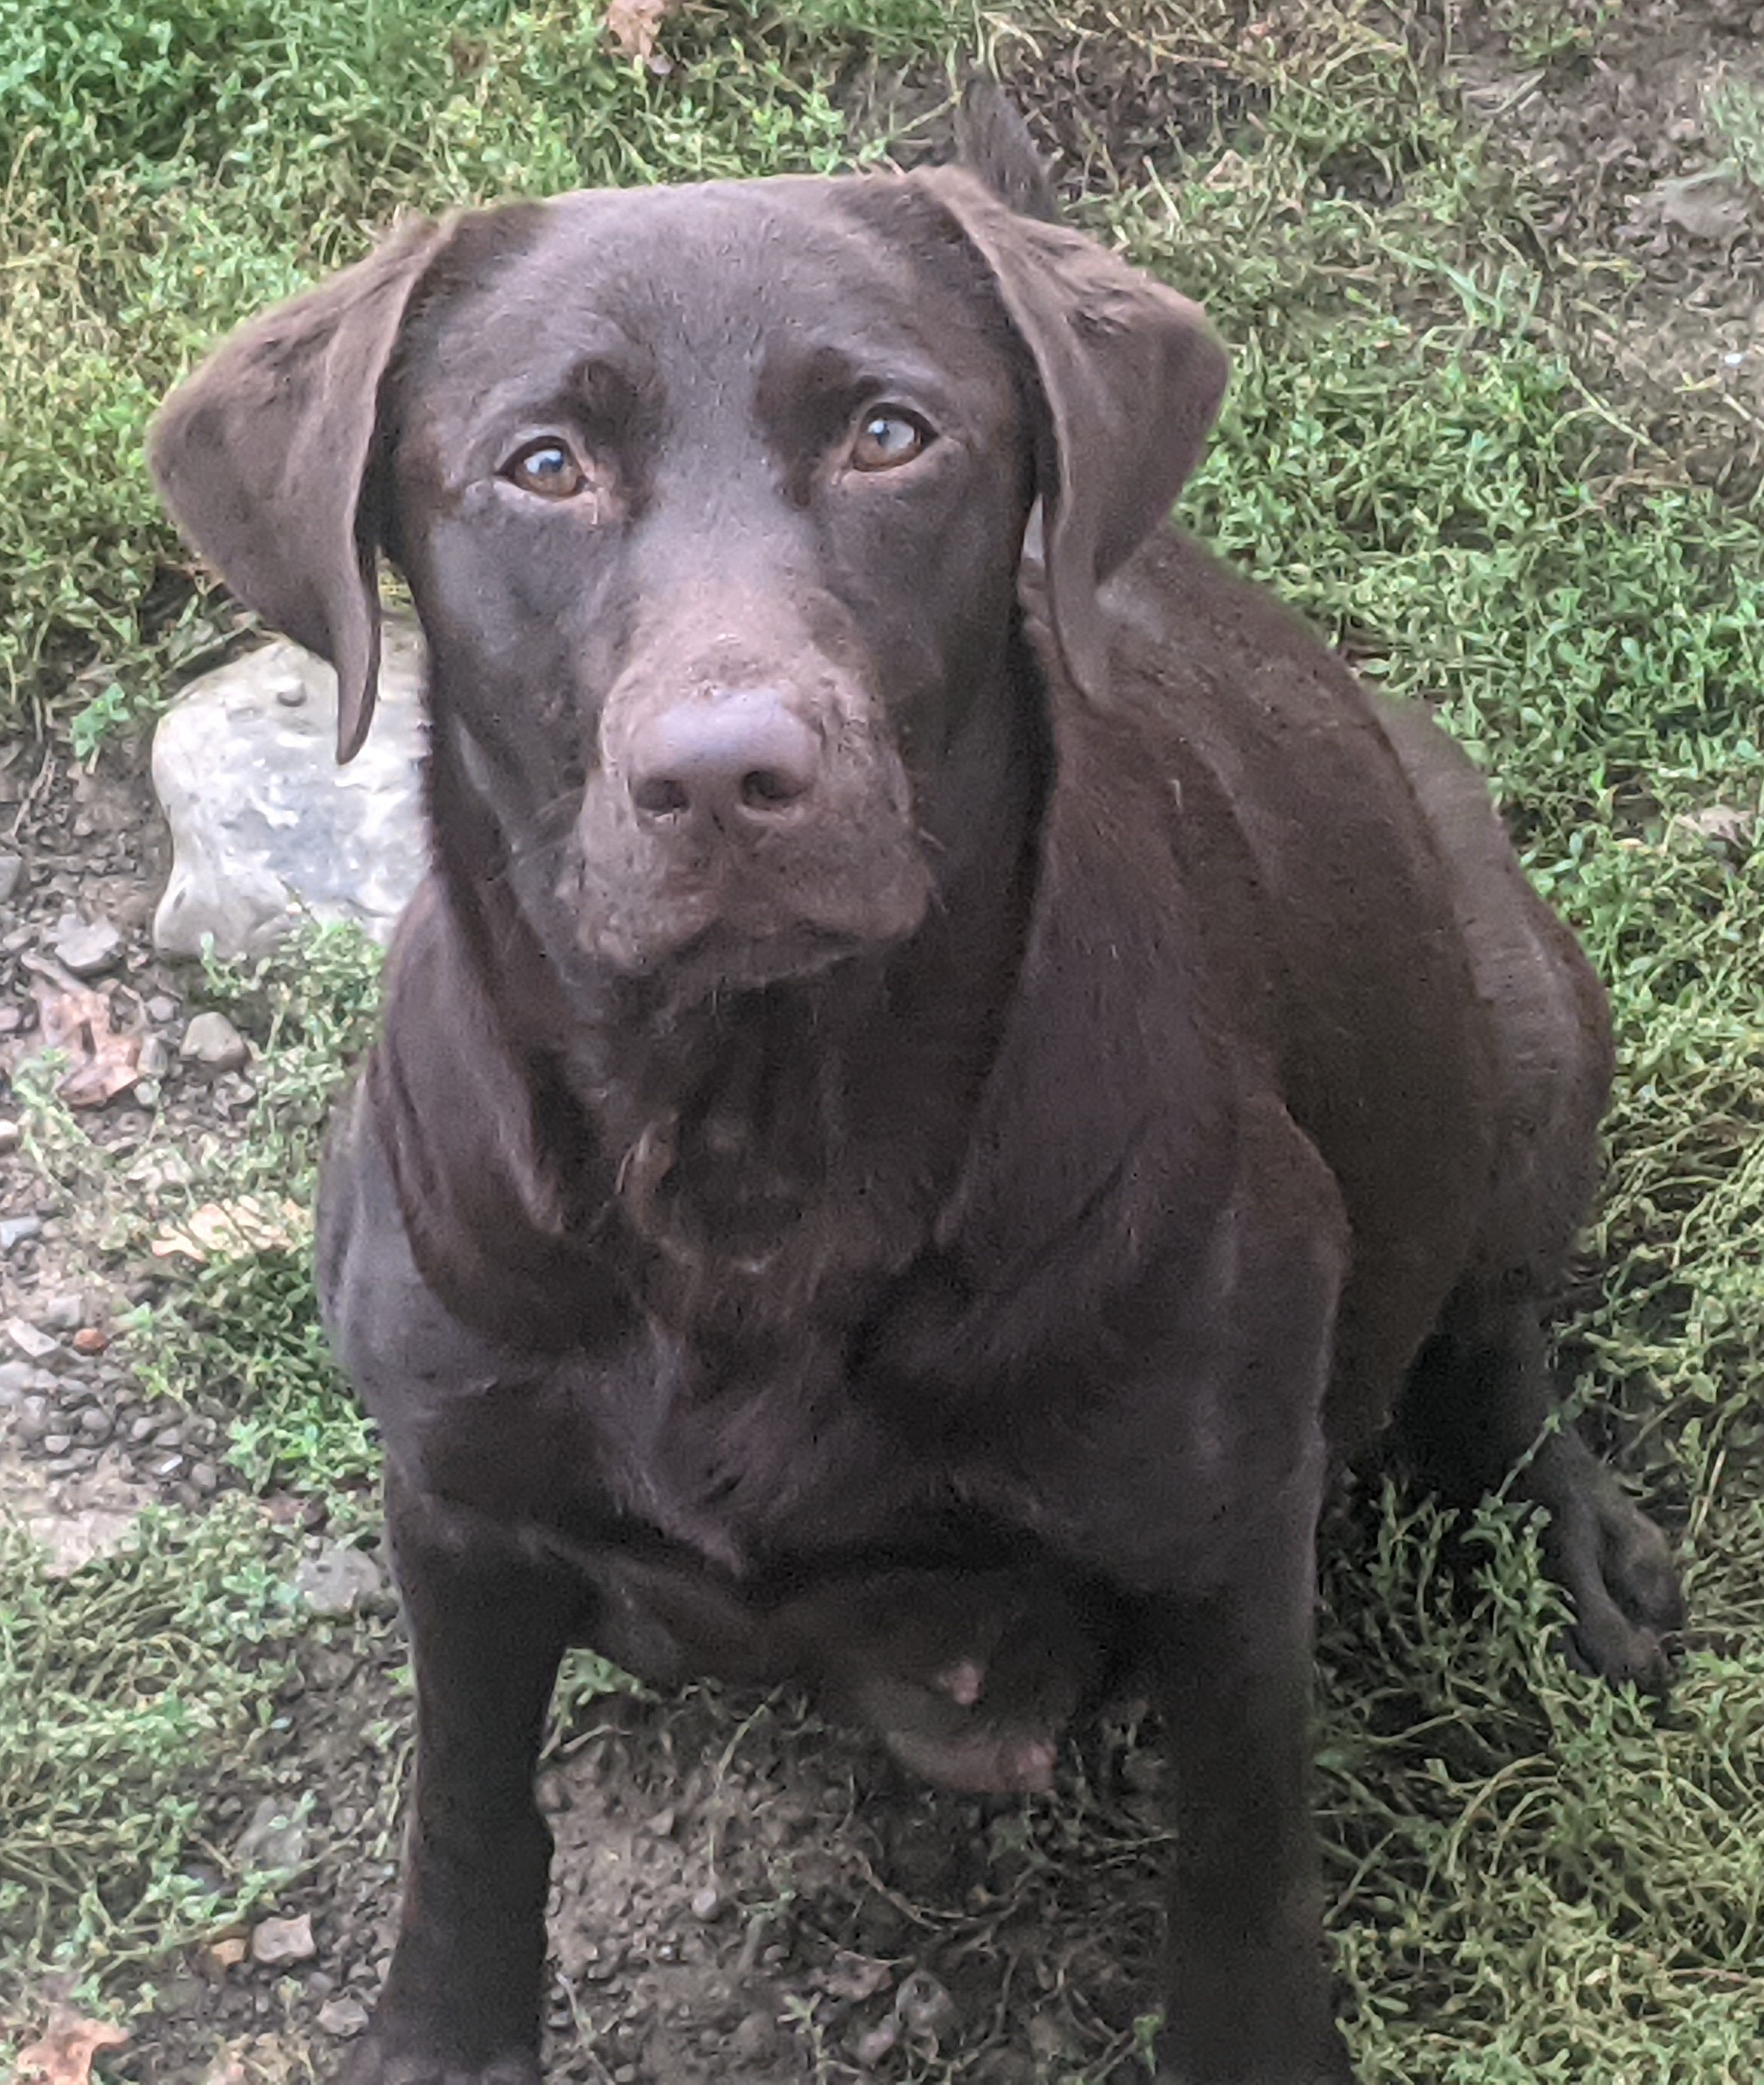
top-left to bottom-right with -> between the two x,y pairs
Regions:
326,881 -> 628,1354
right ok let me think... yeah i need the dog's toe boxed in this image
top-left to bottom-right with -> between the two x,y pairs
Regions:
331,2036 -> 541,2085
1540,1458 -> 1684,1692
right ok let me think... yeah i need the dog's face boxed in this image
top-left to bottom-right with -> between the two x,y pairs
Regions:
149,169 -> 1228,1003
386,183 -> 1034,994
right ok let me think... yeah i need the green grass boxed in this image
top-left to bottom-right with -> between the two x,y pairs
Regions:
4,0 -> 1764,2075
0,1504 -> 303,2011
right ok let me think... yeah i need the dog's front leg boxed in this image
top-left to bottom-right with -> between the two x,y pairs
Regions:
1146,1487 -> 1352,2085
1042,1107 -> 1355,2084
339,1467 -> 581,2085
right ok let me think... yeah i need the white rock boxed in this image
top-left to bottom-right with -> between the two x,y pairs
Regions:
2,1316 -> 60,1363
179,1010 -> 251,1072
50,911 -> 124,975
292,1540 -> 385,1616
250,1912 -> 316,1966
316,1996 -> 370,2038
152,623 -> 429,961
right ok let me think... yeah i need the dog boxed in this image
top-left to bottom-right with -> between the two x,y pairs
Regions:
149,106 -> 1682,2085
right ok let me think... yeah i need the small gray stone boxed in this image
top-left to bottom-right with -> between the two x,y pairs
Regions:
730,2014 -> 779,2063
146,994 -> 181,1023
316,1996 -> 369,2038
0,1361 -> 44,1395
1652,170 -> 1752,244
0,1121 -> 18,1155
895,1970 -> 958,2037
292,1542 -> 384,1617
234,1794 -> 309,1871
38,1293 -> 84,1334
189,1460 -> 220,1494
180,1011 -> 250,1072
50,911 -> 124,976
689,1885 -> 726,1922
250,1912 -> 316,1966
0,1215 -> 43,1250
42,1432 -> 74,1455
78,1407 -> 113,1440
0,854 -> 22,902
136,1034 -> 172,1078
854,2018 -> 901,2067
3,1316 -> 60,1363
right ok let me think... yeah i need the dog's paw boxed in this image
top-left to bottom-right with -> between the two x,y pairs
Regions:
1155,2032 -> 1357,2085
1154,1952 -> 1358,2085
330,2033 -> 541,2085
1541,1458 -> 1684,1692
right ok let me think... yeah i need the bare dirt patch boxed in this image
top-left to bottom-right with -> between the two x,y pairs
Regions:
1448,0 -> 1764,492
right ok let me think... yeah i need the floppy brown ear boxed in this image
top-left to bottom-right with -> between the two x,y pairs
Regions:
916,166 -> 1228,702
148,214 -> 453,763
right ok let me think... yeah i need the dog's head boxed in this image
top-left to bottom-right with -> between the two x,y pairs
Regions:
150,164 -> 1226,1000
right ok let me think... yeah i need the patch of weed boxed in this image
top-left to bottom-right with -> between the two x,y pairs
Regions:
1472,0 -> 1616,67
131,923 -> 387,1493
9,922 -> 386,1495
0,1502 -> 303,2008
1706,68 -> 1764,195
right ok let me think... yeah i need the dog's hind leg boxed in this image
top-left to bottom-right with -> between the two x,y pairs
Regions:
1396,1277 -> 1683,1690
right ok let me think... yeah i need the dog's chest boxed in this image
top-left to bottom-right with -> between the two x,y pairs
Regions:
558,1312 -> 940,1567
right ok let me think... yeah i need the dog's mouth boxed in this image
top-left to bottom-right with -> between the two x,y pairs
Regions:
566,842 -> 934,1000
621,916 -> 874,997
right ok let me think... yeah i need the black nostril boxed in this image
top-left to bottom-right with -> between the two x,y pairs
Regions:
740,766 -> 808,811
632,776 -> 692,818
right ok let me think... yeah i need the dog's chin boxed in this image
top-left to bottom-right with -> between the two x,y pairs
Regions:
628,921 -> 874,1000
576,896 -> 931,1004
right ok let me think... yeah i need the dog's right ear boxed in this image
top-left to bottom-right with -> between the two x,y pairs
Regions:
148,214 -> 454,763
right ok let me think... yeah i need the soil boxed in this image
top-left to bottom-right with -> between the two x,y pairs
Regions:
1444,0 -> 1764,497
2,4 -> 1757,2080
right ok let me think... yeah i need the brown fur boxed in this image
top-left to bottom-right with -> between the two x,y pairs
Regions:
150,136 -> 1680,2085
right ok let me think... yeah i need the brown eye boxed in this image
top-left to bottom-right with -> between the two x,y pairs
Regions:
502,438 -> 586,499
850,409 -> 932,472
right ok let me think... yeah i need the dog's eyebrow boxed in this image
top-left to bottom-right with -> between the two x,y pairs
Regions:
436,328 -> 661,442
754,339 -> 958,458
569,349 -> 662,429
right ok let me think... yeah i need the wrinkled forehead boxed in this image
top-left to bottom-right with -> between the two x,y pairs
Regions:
396,175 -> 1020,420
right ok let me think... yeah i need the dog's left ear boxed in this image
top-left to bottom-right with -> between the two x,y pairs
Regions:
148,214 -> 454,763
917,167 -> 1228,703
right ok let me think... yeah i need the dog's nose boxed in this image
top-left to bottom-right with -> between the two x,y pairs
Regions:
626,689 -> 820,830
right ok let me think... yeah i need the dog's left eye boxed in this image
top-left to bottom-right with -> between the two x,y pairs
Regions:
850,410 -> 932,472
502,439 -> 587,499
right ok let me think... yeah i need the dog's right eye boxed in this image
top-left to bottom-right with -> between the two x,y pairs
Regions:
502,439 -> 587,500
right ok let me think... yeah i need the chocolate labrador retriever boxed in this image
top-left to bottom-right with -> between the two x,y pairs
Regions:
149,116 -> 1683,2085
